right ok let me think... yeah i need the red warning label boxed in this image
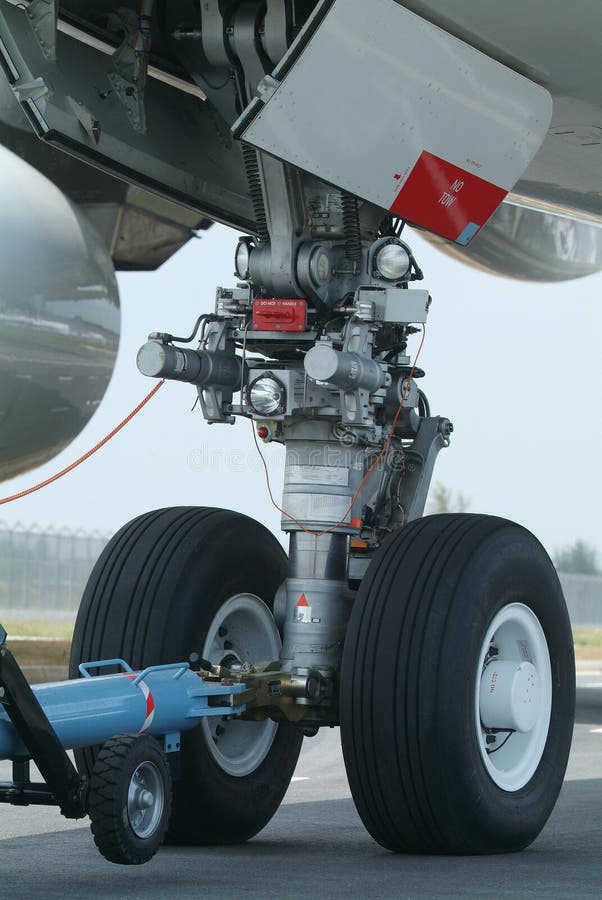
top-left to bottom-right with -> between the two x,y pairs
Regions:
294,593 -> 312,623
390,150 -> 507,245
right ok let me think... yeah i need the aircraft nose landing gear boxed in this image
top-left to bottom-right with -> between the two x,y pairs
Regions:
71,0 -> 574,851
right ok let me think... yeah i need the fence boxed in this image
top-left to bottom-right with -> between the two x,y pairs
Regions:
0,522 -> 601,626
0,522 -> 108,620
558,573 -> 602,628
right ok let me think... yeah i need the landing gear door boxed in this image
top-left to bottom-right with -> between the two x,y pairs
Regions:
235,0 -> 552,246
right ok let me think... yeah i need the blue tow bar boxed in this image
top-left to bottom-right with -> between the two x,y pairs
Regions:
0,625 -> 251,864
0,658 -> 247,759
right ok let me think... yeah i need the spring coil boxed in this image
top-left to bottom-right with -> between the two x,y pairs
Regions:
342,192 -> 362,262
242,144 -> 270,243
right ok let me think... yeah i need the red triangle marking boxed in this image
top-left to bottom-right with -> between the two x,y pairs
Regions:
296,593 -> 310,607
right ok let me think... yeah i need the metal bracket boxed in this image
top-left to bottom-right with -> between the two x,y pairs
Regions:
163,732 -> 181,753
27,0 -> 56,62
107,70 -> 146,134
397,417 -> 453,522
256,73 -> 280,103
339,320 -> 385,428
11,76 -> 48,103
66,95 -> 101,144
196,320 -> 237,424
107,7 -> 151,134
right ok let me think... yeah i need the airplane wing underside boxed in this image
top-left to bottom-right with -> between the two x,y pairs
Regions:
0,0 -> 601,234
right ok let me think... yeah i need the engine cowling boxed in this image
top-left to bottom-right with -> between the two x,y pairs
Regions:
418,202 -> 602,282
0,145 -> 120,481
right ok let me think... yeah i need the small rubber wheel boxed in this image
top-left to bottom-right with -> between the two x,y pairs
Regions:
69,507 -> 302,845
340,514 -> 575,854
87,734 -> 171,865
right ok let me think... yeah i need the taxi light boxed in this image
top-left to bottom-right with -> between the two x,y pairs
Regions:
248,375 -> 286,416
374,240 -> 411,281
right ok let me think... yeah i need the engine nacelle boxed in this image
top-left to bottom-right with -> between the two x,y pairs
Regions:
420,202 -> 602,282
0,145 -> 120,481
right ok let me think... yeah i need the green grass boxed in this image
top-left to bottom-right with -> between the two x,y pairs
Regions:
1,619 -> 74,640
1,620 -> 601,661
573,627 -> 602,647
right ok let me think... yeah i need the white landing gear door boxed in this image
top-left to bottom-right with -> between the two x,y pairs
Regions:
235,0 -> 552,246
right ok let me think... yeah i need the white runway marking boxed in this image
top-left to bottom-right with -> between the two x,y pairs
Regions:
291,776 -> 310,782
589,728 -> 602,734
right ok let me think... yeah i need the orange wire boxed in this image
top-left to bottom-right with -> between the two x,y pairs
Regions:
252,324 -> 427,536
0,380 -> 166,505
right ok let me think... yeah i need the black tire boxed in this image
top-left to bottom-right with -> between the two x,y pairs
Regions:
88,734 -> 172,865
70,507 -> 303,845
340,514 -> 575,854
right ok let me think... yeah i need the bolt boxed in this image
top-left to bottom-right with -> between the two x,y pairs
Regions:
486,734 -> 496,745
218,626 -> 228,638
215,725 -> 225,737
223,640 -> 233,650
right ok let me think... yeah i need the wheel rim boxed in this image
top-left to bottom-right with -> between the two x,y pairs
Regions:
127,761 -> 165,839
475,602 -> 552,792
201,593 -> 280,777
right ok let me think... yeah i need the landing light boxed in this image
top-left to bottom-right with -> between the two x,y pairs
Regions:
374,240 -> 411,281
235,238 -> 253,280
248,375 -> 286,416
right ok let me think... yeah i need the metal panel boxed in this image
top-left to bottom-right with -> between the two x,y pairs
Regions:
0,1 -> 254,229
238,0 -> 552,245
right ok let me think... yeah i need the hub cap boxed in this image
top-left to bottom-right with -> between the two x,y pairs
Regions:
127,761 -> 164,839
475,603 -> 552,791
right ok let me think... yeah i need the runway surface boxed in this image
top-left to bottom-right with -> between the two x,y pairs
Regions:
0,670 -> 600,900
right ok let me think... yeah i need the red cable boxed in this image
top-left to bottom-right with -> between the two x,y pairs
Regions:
0,380 -> 166,505
252,325 -> 427,536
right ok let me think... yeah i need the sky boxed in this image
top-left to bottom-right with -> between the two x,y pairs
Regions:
0,222 -> 600,563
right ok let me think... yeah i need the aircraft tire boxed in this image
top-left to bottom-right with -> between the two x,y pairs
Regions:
339,513 -> 575,854
70,507 -> 302,845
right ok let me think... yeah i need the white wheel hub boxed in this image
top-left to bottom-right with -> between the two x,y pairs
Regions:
201,593 -> 281,777
475,603 -> 552,792
479,659 -> 541,733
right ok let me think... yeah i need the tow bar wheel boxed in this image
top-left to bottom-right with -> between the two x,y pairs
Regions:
340,514 -> 575,854
88,734 -> 172,865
